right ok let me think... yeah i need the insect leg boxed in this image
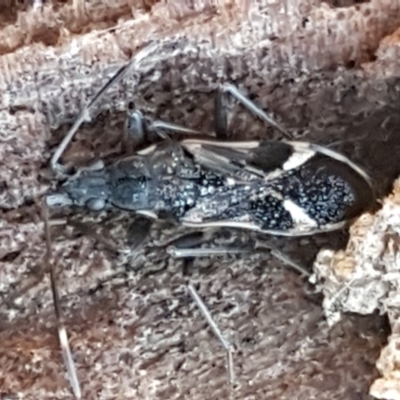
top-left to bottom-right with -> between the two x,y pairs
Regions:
214,86 -> 229,139
124,110 -> 147,150
266,247 -> 311,277
167,234 -> 311,277
149,119 -> 203,135
217,84 -> 294,140
125,108 -> 204,148
187,283 -> 235,388
42,205 -> 82,399
162,230 -> 245,258
165,231 -> 210,249
167,246 -> 251,258
126,215 -> 154,250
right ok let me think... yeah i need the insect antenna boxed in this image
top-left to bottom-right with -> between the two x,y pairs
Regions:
187,283 -> 235,390
50,41 -> 163,173
50,60 -> 132,174
42,204 -> 82,399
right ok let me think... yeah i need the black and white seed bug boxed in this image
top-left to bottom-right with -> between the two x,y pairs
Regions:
40,44 -> 376,399
46,137 -> 374,237
45,70 -> 375,239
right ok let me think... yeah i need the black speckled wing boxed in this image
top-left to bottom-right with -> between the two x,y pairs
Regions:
180,139 -> 374,236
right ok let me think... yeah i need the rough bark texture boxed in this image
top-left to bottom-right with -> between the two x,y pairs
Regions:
1,1 -> 400,399
313,176 -> 400,400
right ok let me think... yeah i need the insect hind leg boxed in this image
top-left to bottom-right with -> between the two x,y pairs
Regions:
160,231 -> 246,258
216,84 -> 294,140
166,231 -> 311,277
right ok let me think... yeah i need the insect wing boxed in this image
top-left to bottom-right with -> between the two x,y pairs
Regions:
180,139 -> 374,236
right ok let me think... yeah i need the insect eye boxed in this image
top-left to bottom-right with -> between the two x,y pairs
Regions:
86,198 -> 106,211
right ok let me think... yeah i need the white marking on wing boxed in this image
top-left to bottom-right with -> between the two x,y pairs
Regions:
283,199 -> 318,229
282,147 -> 315,170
